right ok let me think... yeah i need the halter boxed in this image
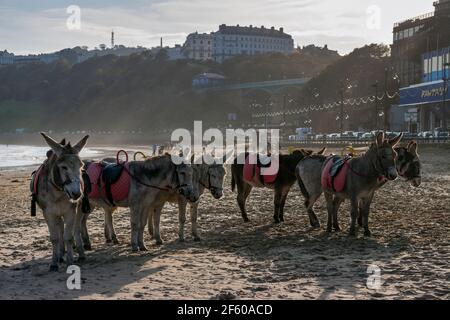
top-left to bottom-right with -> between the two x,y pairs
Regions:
48,154 -> 84,194
199,165 -> 223,193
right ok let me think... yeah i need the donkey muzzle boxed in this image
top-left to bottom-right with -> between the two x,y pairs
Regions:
386,167 -> 398,181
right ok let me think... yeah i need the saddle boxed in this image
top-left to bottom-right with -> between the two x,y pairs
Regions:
243,154 -> 278,187
86,150 -> 131,207
321,155 -> 351,193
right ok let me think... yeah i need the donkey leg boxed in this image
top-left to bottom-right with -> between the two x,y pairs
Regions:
147,208 -> 154,239
324,192 -> 334,233
273,189 -> 282,224
178,199 -> 187,242
361,194 -> 374,237
130,206 -> 142,252
45,212 -> 62,271
349,198 -> 359,236
237,183 -> 252,222
306,193 -> 321,228
332,197 -> 344,232
152,205 -> 164,246
104,208 -> 119,245
278,186 -> 291,223
58,217 -> 65,263
73,209 -> 86,262
137,207 -> 150,251
63,210 -> 76,266
357,201 -> 363,227
80,212 -> 92,250
190,202 -> 201,241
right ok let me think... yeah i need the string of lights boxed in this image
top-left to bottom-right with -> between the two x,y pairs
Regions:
251,92 -> 403,118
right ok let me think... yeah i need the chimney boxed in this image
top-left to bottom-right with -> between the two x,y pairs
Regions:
271,26 -> 275,31
160,37 -> 163,48
250,25 -> 253,29
261,25 -> 265,29
279,27 -> 284,33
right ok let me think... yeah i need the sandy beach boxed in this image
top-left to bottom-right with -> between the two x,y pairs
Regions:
0,145 -> 449,300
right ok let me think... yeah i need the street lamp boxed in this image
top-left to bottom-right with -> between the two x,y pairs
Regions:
443,62 -> 450,130
372,82 -> 379,131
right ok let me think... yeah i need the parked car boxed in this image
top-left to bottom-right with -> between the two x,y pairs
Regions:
361,132 -> 375,139
418,131 -> 433,138
315,134 -> 326,140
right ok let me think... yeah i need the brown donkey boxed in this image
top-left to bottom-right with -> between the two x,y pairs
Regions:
31,133 -> 89,271
231,148 -> 325,223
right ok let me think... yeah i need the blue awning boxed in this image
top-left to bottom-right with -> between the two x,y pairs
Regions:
399,80 -> 449,107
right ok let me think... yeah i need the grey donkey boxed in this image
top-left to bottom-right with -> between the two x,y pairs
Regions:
147,160 -> 227,243
296,132 -> 404,236
33,133 -> 89,271
80,154 -> 198,251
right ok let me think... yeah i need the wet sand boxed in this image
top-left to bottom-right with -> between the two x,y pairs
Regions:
0,146 -> 449,300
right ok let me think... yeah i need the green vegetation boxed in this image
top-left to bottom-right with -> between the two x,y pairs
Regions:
0,45 -> 395,134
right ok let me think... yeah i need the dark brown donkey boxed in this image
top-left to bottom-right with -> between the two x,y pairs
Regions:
231,148 -> 325,223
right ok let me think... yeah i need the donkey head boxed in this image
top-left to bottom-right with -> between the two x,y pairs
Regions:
41,133 -> 89,202
207,163 -> 226,199
174,162 -> 199,202
374,131 -> 403,181
396,141 -> 421,187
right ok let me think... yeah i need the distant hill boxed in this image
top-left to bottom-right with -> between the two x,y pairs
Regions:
0,50 -> 340,132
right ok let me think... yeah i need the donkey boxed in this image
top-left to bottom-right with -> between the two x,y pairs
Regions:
147,160 -> 227,243
32,133 -> 89,271
296,132 -> 403,236
80,154 -> 198,251
231,148 -> 325,223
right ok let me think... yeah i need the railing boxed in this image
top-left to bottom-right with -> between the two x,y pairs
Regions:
282,136 -> 450,146
394,12 -> 434,28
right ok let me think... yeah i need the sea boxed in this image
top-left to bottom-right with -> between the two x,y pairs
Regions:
0,144 -> 102,169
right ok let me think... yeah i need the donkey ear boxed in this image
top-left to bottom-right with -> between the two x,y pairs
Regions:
41,132 -> 64,157
407,140 -> 418,155
317,147 -> 326,155
389,132 -> 403,147
73,135 -> 89,154
375,132 -> 384,147
59,138 -> 66,146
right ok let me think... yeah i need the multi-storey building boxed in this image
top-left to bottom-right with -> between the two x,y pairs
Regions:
212,24 -> 294,63
182,32 -> 213,61
391,0 -> 450,132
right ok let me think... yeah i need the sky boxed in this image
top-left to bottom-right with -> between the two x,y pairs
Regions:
0,0 -> 436,55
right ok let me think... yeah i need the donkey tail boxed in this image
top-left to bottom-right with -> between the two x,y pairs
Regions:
231,172 -> 236,193
295,169 -> 311,208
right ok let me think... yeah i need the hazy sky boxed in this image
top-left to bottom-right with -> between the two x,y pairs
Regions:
0,0 -> 435,55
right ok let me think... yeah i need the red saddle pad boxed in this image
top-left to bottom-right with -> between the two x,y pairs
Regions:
321,157 -> 349,193
243,154 -> 278,185
86,162 -> 131,202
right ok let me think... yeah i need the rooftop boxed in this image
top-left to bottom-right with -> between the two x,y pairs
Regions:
394,11 -> 434,28
217,24 -> 292,39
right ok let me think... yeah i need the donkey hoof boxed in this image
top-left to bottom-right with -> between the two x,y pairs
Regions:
139,246 -> 148,252
105,239 -> 112,244
131,246 -> 139,252
112,236 -> 120,245
334,226 -> 341,232
84,244 -> 92,251
348,229 -> 357,237
155,240 -> 163,246
193,236 -> 202,242
364,230 -> 372,237
243,217 -> 250,223
178,238 -> 185,243
326,227 -> 332,233
49,265 -> 59,272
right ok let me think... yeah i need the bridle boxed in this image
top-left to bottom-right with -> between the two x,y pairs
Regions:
199,165 -> 223,194
48,154 -> 84,195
